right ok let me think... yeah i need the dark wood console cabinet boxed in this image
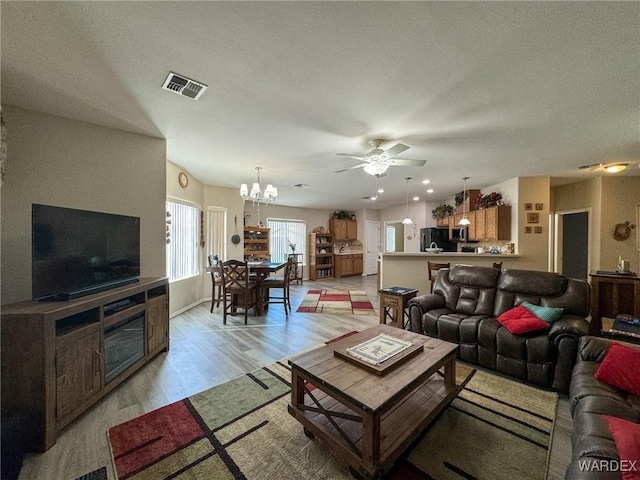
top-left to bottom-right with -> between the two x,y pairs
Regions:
0,277 -> 169,451
589,272 -> 640,337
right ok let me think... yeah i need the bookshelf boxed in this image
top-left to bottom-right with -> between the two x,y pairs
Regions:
309,233 -> 334,280
244,226 -> 270,260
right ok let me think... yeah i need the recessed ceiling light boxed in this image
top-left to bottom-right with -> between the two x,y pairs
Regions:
377,188 -> 384,193
421,179 -> 431,185
413,196 -> 419,201
426,188 -> 434,194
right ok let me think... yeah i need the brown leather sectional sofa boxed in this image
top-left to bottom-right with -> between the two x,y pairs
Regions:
566,336 -> 640,480
407,264 -> 591,392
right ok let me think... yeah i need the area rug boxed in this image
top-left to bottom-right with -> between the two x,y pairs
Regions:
295,289 -> 375,314
108,357 -> 557,480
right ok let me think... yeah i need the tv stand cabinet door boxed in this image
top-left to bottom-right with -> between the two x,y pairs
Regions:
55,325 -> 102,423
146,295 -> 169,355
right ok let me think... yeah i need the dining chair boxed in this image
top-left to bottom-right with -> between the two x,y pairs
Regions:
221,259 -> 257,325
427,261 -> 450,293
207,255 -> 225,312
261,257 -> 293,315
493,262 -> 503,270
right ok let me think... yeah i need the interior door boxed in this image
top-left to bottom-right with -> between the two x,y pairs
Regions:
561,212 -> 589,280
365,221 -> 380,276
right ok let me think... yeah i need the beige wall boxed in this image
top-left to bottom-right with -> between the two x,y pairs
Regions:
600,177 -> 640,272
552,177 -> 602,272
551,176 -> 640,273
1,106 -> 166,304
166,161 -> 206,315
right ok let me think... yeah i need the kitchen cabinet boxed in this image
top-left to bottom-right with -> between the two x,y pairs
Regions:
475,206 -> 511,241
335,254 -> 364,278
329,218 -> 357,241
446,206 -> 511,241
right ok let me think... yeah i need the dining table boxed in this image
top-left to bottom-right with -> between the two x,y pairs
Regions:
207,260 -> 287,316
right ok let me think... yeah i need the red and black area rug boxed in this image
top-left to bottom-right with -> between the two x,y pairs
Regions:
108,345 -> 556,480
296,289 -> 375,314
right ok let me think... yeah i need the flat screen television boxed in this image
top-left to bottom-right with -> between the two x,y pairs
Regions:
32,204 -> 140,300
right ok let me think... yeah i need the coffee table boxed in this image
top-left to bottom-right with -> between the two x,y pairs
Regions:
287,324 -> 458,479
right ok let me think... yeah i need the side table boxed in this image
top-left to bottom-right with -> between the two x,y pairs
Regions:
379,286 -> 418,329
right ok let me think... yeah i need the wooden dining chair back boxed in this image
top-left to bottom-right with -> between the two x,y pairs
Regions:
207,255 -> 224,312
261,257 -> 293,315
428,261 -> 450,293
221,259 -> 257,325
493,262 -> 503,270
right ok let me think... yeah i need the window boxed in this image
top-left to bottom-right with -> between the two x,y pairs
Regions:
207,207 -> 227,262
267,218 -> 306,264
166,200 -> 199,282
386,226 -> 396,252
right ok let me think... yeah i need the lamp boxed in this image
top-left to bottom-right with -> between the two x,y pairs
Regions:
402,177 -> 413,225
459,177 -> 471,226
240,166 -> 278,205
363,163 -> 389,176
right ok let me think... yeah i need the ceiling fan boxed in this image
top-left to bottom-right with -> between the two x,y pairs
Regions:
578,162 -> 634,173
335,139 -> 426,176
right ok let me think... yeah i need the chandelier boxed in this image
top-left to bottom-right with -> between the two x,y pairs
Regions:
240,166 -> 278,205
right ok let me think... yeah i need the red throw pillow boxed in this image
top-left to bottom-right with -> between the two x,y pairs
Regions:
595,343 -> 640,397
603,415 -> 640,480
497,305 -> 550,335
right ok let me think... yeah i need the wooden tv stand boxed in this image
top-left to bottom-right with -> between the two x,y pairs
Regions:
1,277 -> 169,452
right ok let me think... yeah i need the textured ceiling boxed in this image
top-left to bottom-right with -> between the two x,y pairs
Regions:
2,1 -> 638,210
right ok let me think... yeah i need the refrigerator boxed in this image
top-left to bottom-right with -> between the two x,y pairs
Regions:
420,227 -> 457,252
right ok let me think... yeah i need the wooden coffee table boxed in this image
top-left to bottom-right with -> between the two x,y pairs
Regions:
287,324 -> 458,479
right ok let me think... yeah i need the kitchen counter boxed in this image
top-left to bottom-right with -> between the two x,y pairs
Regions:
380,252 -> 522,294
335,251 -> 363,256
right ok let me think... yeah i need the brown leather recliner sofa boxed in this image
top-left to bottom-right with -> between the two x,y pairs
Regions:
566,336 -> 640,480
407,264 -> 591,392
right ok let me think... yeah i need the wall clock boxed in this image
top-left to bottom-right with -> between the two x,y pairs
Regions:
178,171 -> 188,189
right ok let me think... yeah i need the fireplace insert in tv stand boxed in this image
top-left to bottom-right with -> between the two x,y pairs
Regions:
0,277 -> 169,452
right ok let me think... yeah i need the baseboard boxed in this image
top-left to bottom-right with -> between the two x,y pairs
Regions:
169,298 -> 209,318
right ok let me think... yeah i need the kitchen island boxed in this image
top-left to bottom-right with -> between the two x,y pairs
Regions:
380,252 -> 523,294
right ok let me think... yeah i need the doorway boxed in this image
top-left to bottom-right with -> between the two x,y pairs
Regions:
384,222 -> 404,253
365,221 -> 380,276
554,210 -> 590,280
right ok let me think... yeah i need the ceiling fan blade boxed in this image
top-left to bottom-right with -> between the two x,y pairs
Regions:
335,163 -> 368,173
388,159 -> 427,167
382,143 -> 410,158
336,153 -> 367,161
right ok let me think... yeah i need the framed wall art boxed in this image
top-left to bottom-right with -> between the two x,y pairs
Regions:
534,226 -> 543,234
527,213 -> 539,224
524,226 -> 532,234
524,203 -> 533,211
535,203 -> 544,211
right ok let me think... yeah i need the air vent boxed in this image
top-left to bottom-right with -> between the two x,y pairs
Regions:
162,72 -> 207,100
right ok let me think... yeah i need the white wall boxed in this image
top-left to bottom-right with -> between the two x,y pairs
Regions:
1,106 -> 167,304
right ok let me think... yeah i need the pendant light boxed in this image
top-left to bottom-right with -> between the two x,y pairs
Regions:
459,176 -> 471,226
402,177 -> 413,225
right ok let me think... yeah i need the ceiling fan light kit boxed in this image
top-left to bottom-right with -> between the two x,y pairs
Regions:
335,139 -> 426,176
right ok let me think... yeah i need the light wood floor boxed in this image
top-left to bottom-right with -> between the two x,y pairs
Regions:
18,274 -> 573,480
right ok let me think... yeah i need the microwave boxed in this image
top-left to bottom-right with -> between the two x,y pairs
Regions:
451,226 -> 469,242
